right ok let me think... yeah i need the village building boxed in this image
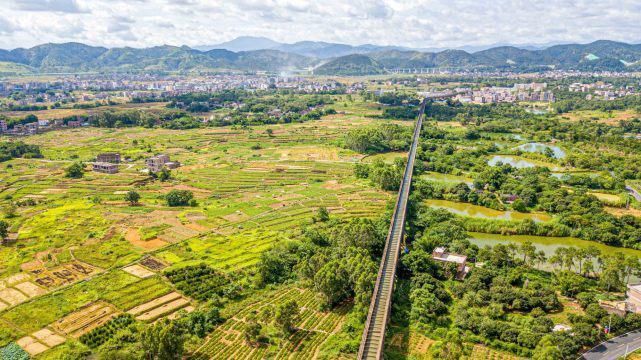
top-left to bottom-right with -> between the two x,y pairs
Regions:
626,284 -> 641,313
92,162 -> 119,174
67,120 -> 82,128
0,120 -> 7,133
598,284 -> 641,316
146,154 -> 180,173
24,122 -> 38,135
96,152 -> 121,163
431,247 -> 470,280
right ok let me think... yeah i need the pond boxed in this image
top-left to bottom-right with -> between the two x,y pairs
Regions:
488,155 -> 562,171
468,232 -> 641,278
514,142 -> 566,159
468,232 -> 641,258
425,199 -> 551,222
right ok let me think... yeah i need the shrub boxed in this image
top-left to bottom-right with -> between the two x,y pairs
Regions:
166,190 -> 194,207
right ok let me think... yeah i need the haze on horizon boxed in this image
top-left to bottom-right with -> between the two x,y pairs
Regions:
0,0 -> 641,51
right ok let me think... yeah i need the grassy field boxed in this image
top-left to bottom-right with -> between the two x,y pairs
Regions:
0,100 -> 398,356
557,109 -> 639,125
0,101 -> 170,121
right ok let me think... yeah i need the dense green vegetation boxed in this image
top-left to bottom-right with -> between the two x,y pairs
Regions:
0,141 -> 42,162
0,342 -> 28,360
396,205 -> 641,359
343,123 -> 412,153
165,265 -> 233,301
79,314 -> 136,348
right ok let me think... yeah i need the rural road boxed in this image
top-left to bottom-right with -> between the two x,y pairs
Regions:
581,330 -> 641,360
627,185 -> 641,202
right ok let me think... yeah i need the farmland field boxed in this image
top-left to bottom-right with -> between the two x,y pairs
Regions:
192,286 -> 350,360
0,98 -> 398,357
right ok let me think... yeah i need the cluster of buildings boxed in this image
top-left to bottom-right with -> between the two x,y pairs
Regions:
0,118 -> 86,136
0,74 -> 348,108
452,83 -> 555,104
91,152 -> 180,174
568,81 -> 637,100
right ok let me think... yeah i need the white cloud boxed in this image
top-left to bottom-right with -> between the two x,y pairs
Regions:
0,0 -> 640,50
12,0 -> 89,13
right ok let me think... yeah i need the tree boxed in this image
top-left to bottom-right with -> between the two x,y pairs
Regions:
315,207 -> 330,222
124,190 -> 141,206
0,220 -> 8,239
532,335 -> 563,360
140,319 -> 184,360
158,168 -> 171,182
430,329 -> 470,360
314,260 -> 351,307
265,128 -> 274,137
244,317 -> 262,345
275,300 -> 299,335
519,241 -> 537,265
410,287 -> 447,323
512,199 -> 527,212
166,190 -> 194,207
600,263 -> 623,292
65,162 -> 85,178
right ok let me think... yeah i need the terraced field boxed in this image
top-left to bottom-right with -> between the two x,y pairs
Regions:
192,286 -> 350,360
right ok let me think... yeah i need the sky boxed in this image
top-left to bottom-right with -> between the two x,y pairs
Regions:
1,0 -> 641,50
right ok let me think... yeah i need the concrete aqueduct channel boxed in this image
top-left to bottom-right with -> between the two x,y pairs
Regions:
357,98 -> 427,360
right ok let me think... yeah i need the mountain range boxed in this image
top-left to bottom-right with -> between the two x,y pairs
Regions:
1,39 -> 641,75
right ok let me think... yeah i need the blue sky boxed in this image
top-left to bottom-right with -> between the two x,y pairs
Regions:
1,0 -> 640,50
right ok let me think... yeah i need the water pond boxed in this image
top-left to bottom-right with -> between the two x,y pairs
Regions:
488,155 -> 562,171
469,232 -> 641,278
514,142 -> 566,159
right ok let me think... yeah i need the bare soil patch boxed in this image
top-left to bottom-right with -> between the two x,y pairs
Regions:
124,227 -> 168,250
139,256 -> 167,271
0,288 -> 28,306
222,211 -> 250,222
32,261 -> 98,289
136,298 -> 190,321
322,180 -> 354,191
127,292 -> 182,315
606,206 -> 641,218
17,336 -> 49,356
33,328 -> 66,347
127,291 -> 191,321
122,264 -> 155,278
14,281 -> 46,297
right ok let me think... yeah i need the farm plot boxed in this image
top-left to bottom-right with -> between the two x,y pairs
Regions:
30,261 -> 98,289
124,210 -> 203,244
139,256 -> 167,271
0,278 -> 46,309
164,264 -> 230,301
16,327 -> 66,356
102,275 -> 173,311
385,329 -> 435,359
467,345 -> 525,360
122,264 -> 155,279
126,291 -> 193,322
79,314 -> 136,348
52,301 -> 120,338
157,229 -> 288,272
192,286 -> 349,360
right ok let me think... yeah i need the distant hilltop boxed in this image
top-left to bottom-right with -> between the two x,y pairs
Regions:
2,39 -> 641,75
